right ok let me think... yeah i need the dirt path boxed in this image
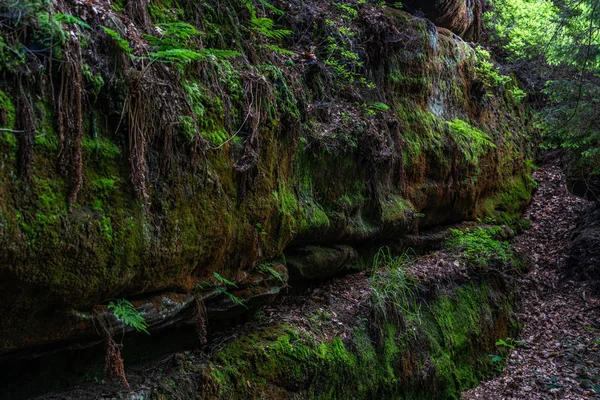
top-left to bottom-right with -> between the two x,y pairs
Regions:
462,157 -> 600,399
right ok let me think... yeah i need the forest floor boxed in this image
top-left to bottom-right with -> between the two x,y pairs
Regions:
462,156 -> 600,399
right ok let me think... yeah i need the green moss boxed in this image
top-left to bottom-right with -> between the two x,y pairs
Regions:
447,226 -> 521,269
481,174 -> 534,228
192,277 -> 515,400
178,115 -> 195,142
272,182 -> 331,239
0,90 -> 17,149
446,119 -> 496,165
83,136 -> 121,159
91,177 -> 118,197
82,64 -> 104,99
380,195 -> 414,224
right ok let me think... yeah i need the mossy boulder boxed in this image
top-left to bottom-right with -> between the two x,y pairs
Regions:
0,0 -> 534,355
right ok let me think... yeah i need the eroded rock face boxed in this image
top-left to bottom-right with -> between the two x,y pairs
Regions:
400,0 -> 483,39
0,0 -> 532,356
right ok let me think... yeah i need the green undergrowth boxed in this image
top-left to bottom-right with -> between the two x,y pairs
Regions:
448,226 -> 523,270
184,278 -> 516,400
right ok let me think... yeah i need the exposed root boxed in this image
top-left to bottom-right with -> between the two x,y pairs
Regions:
105,335 -> 130,389
234,72 -> 274,199
94,310 -> 131,389
126,80 -> 150,201
194,296 -> 208,345
16,82 -> 35,181
57,38 -> 84,206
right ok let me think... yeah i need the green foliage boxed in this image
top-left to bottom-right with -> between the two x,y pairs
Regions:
484,0 -> 559,61
446,119 -> 496,164
196,273 -> 248,309
216,287 -> 247,308
243,0 -> 292,40
495,337 -> 527,350
322,4 -> 376,90
250,17 -> 292,40
486,0 -> 600,182
448,226 -> 518,268
92,178 -> 118,197
474,47 -> 511,90
149,48 -> 240,63
369,102 -> 390,112
82,64 -> 104,98
214,272 -> 236,287
258,263 -> 285,283
370,247 -> 418,324
101,26 -> 133,55
108,299 -> 150,334
55,13 -> 91,29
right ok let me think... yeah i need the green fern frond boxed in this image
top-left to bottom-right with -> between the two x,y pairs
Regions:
214,272 -> 237,287
101,26 -> 133,55
216,287 -> 248,308
266,44 -> 295,55
108,299 -> 150,334
258,0 -> 285,16
55,13 -> 91,29
258,263 -> 285,283
149,48 -> 239,63
250,17 -> 292,40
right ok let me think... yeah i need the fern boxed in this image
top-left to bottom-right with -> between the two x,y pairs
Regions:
101,27 -> 133,56
148,48 -> 239,63
258,0 -> 285,16
213,272 -> 237,287
266,44 -> 295,55
146,22 -> 202,50
55,13 -> 91,29
243,0 -> 291,40
216,287 -> 248,308
258,263 -> 285,283
108,299 -> 150,334
250,17 -> 292,40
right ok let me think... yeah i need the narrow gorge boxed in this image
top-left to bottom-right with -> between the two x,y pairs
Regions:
2,0 -> 597,399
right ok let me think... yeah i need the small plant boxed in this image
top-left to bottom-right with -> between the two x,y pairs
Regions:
213,272 -> 236,287
370,247 -> 419,324
216,287 -> 247,308
258,263 -> 285,283
489,354 -> 505,372
496,337 -> 527,350
474,46 -> 511,90
196,273 -> 248,309
101,27 -> 133,56
108,299 -> 149,334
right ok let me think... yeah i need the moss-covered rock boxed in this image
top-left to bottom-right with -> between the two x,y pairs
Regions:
147,267 -> 518,399
0,0 -> 534,355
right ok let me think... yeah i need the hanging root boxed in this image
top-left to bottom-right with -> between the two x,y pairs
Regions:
234,73 -> 274,199
93,309 -> 130,389
105,335 -> 130,389
127,88 -> 150,202
16,82 -> 35,181
194,296 -> 208,345
57,38 -> 83,206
